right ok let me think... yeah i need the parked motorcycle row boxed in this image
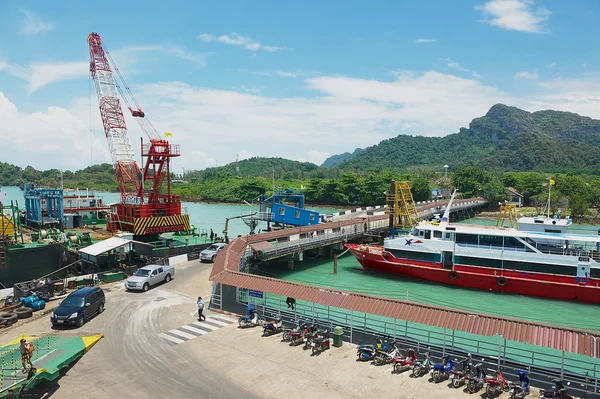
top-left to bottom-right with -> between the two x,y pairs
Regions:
356,338 -> 576,399
238,311 -> 578,399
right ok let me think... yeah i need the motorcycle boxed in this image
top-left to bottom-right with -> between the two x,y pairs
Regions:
466,362 -> 486,394
281,323 -> 303,342
539,378 -> 574,399
303,327 -> 325,350
289,324 -> 316,347
485,368 -> 509,398
449,354 -> 472,388
431,355 -> 454,383
357,338 -> 389,362
392,348 -> 417,374
311,330 -> 331,355
262,319 -> 283,337
411,352 -> 432,378
373,342 -> 402,366
508,369 -> 530,399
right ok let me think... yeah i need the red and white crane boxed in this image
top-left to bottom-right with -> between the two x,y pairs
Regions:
87,32 -> 189,235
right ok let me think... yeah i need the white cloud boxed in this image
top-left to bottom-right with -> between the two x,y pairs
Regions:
515,69 -> 539,79
439,58 -> 482,79
476,0 -> 550,33
198,33 -> 284,52
2,60 -> 89,93
547,62 -> 556,68
8,69 -> 600,173
20,9 -> 54,35
276,71 -> 297,78
414,38 -> 436,44
0,45 -> 208,93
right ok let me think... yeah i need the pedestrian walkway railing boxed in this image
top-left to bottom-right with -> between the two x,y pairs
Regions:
235,289 -> 600,397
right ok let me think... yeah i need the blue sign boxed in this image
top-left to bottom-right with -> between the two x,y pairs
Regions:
248,290 -> 263,299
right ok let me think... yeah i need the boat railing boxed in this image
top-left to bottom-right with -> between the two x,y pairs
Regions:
455,243 -> 527,253
456,242 -> 598,260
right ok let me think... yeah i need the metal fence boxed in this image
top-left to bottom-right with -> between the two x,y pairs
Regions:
223,288 -> 600,398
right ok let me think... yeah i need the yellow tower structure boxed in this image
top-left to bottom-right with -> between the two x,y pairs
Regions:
496,203 -> 518,229
386,180 -> 420,229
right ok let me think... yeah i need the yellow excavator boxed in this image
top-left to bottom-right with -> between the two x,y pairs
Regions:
223,213 -> 256,243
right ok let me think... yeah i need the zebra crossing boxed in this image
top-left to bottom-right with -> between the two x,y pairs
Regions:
158,315 -> 236,345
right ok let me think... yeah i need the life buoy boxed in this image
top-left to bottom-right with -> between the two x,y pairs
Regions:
497,276 -> 508,287
448,270 -> 459,280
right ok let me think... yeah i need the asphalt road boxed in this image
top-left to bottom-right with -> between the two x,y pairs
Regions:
6,261 -> 259,399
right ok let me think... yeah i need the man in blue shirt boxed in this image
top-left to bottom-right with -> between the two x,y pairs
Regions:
197,296 -> 206,321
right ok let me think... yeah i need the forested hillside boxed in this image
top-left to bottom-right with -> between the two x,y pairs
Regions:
325,104 -> 600,173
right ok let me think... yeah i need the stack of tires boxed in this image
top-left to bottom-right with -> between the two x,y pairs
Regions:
0,307 -> 32,328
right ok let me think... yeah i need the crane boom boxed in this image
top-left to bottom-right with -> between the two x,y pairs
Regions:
87,32 -> 142,203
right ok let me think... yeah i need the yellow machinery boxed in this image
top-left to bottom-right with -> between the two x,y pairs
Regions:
496,203 -> 518,229
386,180 -> 420,229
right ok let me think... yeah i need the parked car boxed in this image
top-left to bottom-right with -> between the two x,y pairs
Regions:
125,264 -> 175,292
51,286 -> 105,328
200,243 -> 228,263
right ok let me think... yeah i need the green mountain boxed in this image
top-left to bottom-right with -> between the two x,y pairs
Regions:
330,104 -> 600,173
321,148 -> 363,167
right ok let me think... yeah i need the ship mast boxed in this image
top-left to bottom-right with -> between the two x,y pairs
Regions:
440,189 -> 458,224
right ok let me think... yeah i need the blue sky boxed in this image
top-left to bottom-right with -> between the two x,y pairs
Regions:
1,0 -> 600,172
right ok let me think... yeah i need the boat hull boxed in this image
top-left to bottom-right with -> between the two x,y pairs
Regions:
346,244 -> 600,304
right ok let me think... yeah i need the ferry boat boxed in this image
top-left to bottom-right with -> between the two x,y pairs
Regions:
346,190 -> 600,304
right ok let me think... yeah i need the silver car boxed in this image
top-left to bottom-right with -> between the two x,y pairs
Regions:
200,243 -> 227,263
125,264 -> 175,292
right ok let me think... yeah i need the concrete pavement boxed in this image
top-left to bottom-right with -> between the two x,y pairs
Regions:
0,259 -> 552,399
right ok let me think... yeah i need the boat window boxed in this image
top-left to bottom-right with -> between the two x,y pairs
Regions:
445,233 -> 451,239
455,233 -> 478,244
418,230 -> 424,237
503,236 -> 525,249
425,230 -> 431,239
478,235 -> 504,247
433,230 -> 442,238
545,229 -> 561,233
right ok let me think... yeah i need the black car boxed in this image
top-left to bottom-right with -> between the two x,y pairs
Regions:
51,286 -> 105,327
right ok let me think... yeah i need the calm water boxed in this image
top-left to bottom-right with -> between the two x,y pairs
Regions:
257,216 -> 600,332
0,186 -> 341,239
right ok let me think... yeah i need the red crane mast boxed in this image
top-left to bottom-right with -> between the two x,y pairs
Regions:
87,32 -> 189,236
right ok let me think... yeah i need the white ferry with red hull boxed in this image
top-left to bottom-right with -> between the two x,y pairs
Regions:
346,191 -> 600,304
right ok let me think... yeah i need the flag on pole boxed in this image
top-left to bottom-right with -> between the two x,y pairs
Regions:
164,132 -> 173,138
549,179 -> 555,185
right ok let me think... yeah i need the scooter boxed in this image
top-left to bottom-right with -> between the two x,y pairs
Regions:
262,319 -> 283,337
311,331 -> 331,355
431,355 -> 453,383
357,338 -> 389,362
508,369 -> 530,399
373,342 -> 402,366
392,348 -> 417,374
539,378 -> 574,399
485,368 -> 509,398
411,352 -> 432,378
466,362 -> 486,394
238,312 -> 263,328
450,354 -> 472,388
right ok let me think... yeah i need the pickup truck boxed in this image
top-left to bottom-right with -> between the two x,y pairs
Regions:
125,264 -> 175,292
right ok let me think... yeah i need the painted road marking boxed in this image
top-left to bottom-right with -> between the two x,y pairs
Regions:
159,317 -> 232,345
210,316 -> 236,324
179,325 -> 208,335
168,329 -> 197,340
192,321 -> 219,331
158,333 -> 186,345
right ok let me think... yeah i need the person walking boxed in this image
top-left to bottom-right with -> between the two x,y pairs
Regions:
197,296 -> 206,321
19,339 -> 34,372
210,229 -> 214,241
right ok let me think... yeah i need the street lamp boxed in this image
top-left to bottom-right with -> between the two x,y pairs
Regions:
444,165 -> 449,179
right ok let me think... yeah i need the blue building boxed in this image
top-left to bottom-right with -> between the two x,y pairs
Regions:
23,184 -> 65,227
256,188 -> 319,229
